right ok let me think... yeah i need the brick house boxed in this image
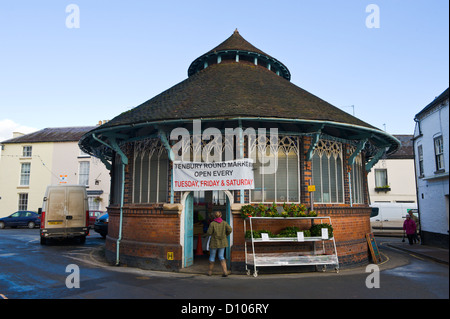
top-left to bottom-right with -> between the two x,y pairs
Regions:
79,30 -> 400,272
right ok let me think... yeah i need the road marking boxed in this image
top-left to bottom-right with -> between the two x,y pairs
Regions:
408,253 -> 425,261
0,294 -> 8,299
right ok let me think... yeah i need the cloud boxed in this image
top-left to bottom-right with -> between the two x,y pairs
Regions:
0,119 -> 38,143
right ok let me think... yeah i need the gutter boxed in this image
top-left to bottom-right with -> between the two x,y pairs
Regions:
83,116 -> 400,153
92,133 -> 128,266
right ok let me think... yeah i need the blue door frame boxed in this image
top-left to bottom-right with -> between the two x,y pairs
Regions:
183,192 -> 194,268
183,191 -> 232,268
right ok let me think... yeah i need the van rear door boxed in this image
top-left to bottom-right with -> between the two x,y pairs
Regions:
66,187 -> 87,228
46,187 -> 66,231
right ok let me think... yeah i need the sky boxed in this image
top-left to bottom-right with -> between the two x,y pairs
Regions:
0,0 -> 448,143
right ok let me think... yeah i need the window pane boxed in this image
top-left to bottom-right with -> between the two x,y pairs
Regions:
276,151 -> 287,202
149,153 -> 158,202
321,155 -> 330,203
375,169 -> 387,187
20,163 -> 31,186
141,152 -> 150,203
18,193 -> 28,210
288,151 -> 299,202
23,146 -> 32,157
330,156 -> 337,202
252,162 -> 263,202
312,153 -> 322,203
264,153 -> 276,202
133,155 -> 141,203
434,137 -> 444,170
79,162 -> 90,186
336,157 -> 343,202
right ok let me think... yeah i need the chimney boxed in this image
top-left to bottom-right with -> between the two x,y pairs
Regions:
12,132 -> 25,138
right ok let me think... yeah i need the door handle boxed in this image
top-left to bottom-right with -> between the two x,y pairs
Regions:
66,216 -> 73,220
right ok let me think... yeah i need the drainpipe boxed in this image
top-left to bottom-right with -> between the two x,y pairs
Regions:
348,171 -> 353,207
92,133 -> 128,266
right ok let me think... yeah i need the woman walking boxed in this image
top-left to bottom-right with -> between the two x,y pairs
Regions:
206,211 -> 232,277
403,214 -> 417,245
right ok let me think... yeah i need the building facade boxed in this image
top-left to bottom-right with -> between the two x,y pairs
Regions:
367,135 -> 417,204
80,30 -> 400,272
0,127 -> 111,218
413,88 -> 449,248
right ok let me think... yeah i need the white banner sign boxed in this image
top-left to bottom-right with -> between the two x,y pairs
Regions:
173,159 -> 255,191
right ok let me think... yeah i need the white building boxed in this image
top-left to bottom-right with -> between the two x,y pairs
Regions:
0,127 -> 111,218
368,134 -> 417,204
413,88 -> 449,248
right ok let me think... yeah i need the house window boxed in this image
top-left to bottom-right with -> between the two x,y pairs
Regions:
18,193 -> 28,210
133,140 -> 169,203
88,196 -> 101,210
20,163 -> 31,186
79,161 -> 90,186
311,140 -> 344,203
418,145 -> 424,176
434,136 -> 444,171
250,136 -> 300,203
22,146 -> 32,157
375,169 -> 388,187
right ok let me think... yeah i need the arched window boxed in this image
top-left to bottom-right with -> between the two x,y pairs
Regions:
311,140 -> 344,203
250,136 -> 300,203
133,140 -> 168,203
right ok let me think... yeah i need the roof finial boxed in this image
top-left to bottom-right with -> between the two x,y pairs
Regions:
234,28 -> 239,34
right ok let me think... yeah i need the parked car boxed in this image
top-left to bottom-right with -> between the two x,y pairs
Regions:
0,211 -> 41,229
94,212 -> 108,238
88,210 -> 105,228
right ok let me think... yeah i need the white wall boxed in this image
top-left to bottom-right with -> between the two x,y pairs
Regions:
414,98 -> 449,236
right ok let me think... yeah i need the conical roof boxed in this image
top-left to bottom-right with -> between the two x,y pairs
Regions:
100,62 -> 373,129
80,30 -> 400,157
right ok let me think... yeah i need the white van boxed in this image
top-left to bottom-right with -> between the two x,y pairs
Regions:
370,202 -> 418,236
40,185 -> 89,245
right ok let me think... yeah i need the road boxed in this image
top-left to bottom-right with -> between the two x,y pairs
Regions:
0,228 -> 448,311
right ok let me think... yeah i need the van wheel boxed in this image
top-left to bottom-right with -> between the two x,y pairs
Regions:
28,221 -> 35,229
40,237 -> 46,245
0,222 -> 5,229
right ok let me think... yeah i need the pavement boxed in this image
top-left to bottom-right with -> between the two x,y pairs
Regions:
387,241 -> 449,265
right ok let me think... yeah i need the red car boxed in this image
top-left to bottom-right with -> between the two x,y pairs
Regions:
88,211 -> 105,228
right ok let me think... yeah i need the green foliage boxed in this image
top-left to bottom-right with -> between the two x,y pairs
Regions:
310,223 -> 333,238
245,229 -> 274,239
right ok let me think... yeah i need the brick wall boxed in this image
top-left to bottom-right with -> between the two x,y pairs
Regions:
105,136 -> 373,272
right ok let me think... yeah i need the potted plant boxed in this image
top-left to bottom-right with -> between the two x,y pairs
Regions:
241,205 -> 256,219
